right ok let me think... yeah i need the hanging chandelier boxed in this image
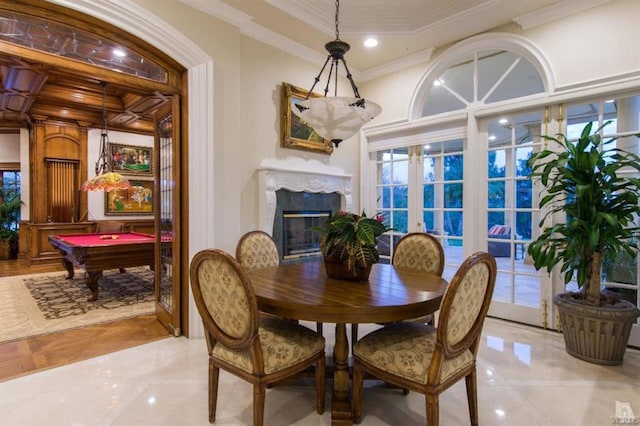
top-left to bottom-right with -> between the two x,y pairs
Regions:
82,83 -> 131,192
292,0 -> 381,148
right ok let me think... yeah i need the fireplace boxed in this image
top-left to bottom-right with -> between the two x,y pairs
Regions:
281,210 -> 330,260
257,158 -> 353,262
273,189 -> 340,262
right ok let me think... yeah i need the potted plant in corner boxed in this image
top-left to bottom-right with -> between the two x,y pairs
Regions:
0,183 -> 22,260
313,210 -> 392,281
527,120 -> 640,365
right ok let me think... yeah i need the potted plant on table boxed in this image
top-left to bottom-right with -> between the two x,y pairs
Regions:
526,121 -> 640,365
313,210 -> 392,281
0,183 -> 22,260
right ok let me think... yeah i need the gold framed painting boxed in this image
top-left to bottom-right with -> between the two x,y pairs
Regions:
281,82 -> 333,154
104,179 -> 154,216
109,143 -> 153,177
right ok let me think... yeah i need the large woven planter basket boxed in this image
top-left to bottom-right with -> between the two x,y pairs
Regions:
554,293 -> 640,365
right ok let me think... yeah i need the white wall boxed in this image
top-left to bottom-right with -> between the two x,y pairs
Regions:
0,133 -> 20,161
131,0 -> 364,253
85,129 -> 154,221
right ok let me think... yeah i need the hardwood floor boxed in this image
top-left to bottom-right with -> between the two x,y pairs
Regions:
0,258 -> 171,383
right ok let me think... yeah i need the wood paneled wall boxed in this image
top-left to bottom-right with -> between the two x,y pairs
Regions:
29,120 -> 87,223
20,219 -> 155,265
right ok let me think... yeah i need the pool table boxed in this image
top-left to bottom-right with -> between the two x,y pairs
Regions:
48,232 -> 155,301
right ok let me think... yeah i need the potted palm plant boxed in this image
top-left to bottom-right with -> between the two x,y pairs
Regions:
313,210 -> 392,281
0,183 -> 21,259
527,121 -> 640,365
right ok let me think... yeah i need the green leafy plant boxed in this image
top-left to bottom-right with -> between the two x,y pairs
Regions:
313,210 -> 392,269
0,183 -> 22,256
526,121 -> 640,306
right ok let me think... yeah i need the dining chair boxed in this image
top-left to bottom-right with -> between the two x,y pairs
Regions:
235,230 -> 280,270
190,249 -> 326,426
352,251 -> 497,425
95,220 -> 125,234
351,232 -> 445,348
236,230 -> 324,336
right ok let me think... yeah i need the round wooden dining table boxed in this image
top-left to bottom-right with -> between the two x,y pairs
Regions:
246,261 -> 448,425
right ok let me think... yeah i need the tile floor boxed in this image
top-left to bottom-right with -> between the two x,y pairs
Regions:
0,318 -> 638,425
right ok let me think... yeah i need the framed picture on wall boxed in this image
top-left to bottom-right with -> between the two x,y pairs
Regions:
104,178 -> 154,216
281,82 -> 333,154
109,142 -> 153,176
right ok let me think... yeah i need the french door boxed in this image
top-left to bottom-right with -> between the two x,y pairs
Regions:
154,97 -> 182,335
371,129 -> 467,281
369,118 -> 549,327
482,112 -> 548,327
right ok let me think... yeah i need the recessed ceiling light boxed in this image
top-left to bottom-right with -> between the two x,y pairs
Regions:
112,48 -> 126,58
363,38 -> 378,48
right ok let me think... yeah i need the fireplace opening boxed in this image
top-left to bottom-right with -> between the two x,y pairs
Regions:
282,210 -> 330,260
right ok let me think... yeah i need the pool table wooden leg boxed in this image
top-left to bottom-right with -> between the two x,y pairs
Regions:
61,258 -> 75,280
84,271 -> 102,301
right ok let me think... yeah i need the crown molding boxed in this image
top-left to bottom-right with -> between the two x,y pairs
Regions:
360,47 -> 435,82
513,0 -> 610,30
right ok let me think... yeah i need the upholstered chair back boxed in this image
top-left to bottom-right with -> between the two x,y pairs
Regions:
437,251 -> 496,357
190,249 -> 258,351
392,232 -> 445,276
189,248 -> 326,425
236,230 -> 280,270
351,252 -> 497,425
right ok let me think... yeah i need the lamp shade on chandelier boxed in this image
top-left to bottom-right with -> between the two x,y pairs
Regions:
292,0 -> 381,147
82,83 -> 131,192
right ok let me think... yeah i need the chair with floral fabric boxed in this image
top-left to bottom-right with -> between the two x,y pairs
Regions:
351,232 -> 445,347
352,251 -> 497,425
236,230 -> 324,336
190,249 -> 326,426
235,230 -> 280,270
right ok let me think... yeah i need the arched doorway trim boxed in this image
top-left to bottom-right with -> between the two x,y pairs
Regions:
52,0 -> 214,338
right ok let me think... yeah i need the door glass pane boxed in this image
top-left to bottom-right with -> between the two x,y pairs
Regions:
158,113 -> 174,312
487,112 -> 542,308
375,148 -> 409,261
419,139 -> 464,277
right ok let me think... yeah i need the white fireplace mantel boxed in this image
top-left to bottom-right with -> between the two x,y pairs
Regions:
257,157 -> 352,233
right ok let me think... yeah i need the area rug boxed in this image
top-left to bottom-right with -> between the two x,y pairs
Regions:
0,267 -> 155,344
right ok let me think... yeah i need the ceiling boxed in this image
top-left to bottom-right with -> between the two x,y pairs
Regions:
184,0 -> 608,73
0,0 -> 608,132
0,54 -> 167,133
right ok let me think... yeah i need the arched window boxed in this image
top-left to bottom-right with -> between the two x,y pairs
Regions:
410,33 -> 553,119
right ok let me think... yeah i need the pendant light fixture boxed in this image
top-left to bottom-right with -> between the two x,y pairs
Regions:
292,0 -> 381,148
82,82 -> 131,192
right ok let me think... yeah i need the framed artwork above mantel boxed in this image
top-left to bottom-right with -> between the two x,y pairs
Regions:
281,82 -> 333,155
